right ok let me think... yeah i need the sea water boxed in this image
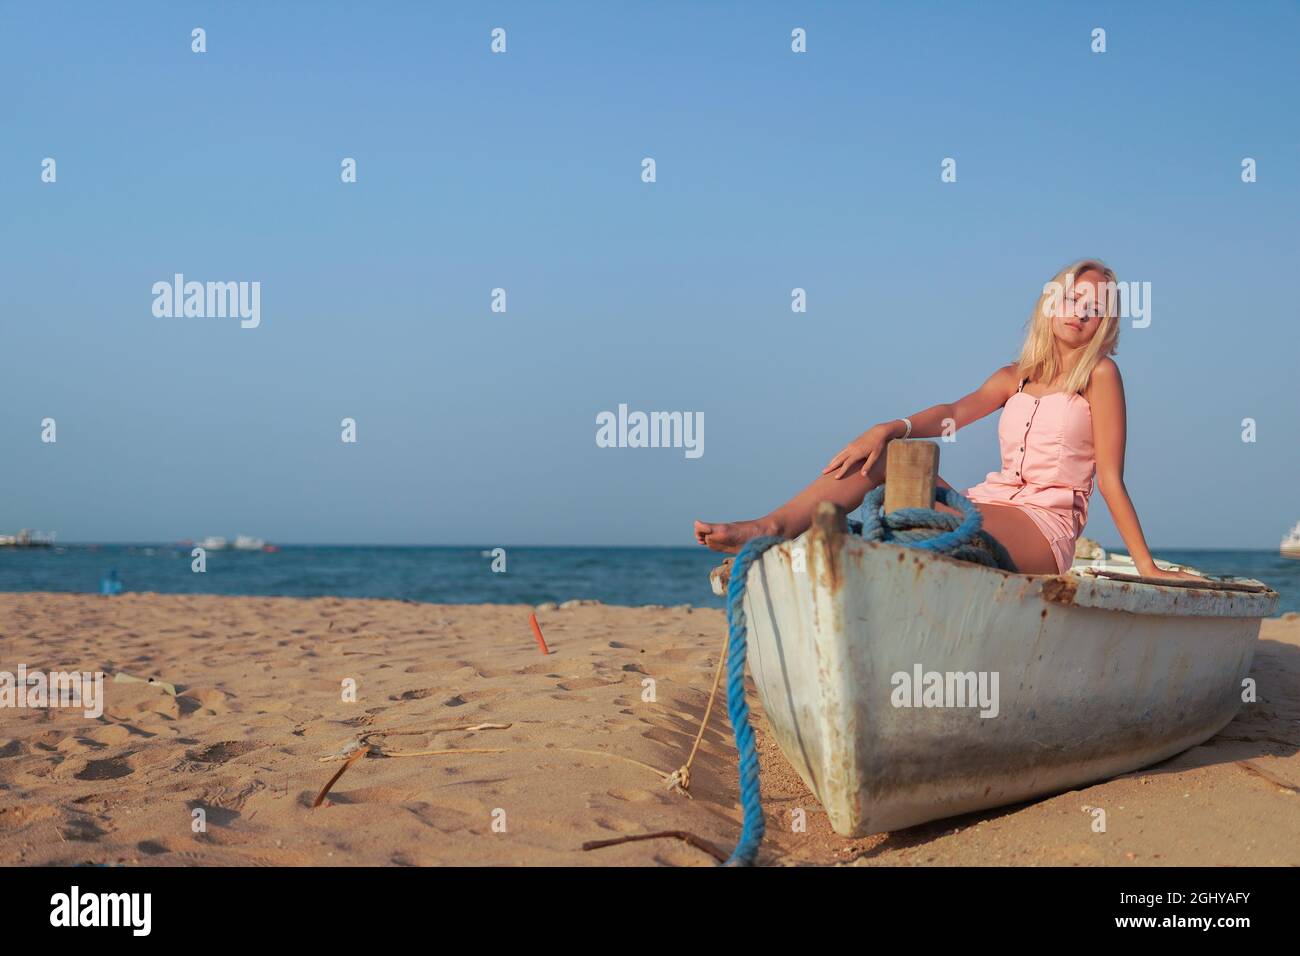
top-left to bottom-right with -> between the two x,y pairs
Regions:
0,545 -> 1295,614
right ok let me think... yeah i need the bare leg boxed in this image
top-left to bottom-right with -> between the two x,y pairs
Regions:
695,447 -> 1062,574
938,500 -> 1059,575
695,452 -> 890,552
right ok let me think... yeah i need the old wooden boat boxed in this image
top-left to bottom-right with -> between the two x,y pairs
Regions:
710,503 -> 1278,838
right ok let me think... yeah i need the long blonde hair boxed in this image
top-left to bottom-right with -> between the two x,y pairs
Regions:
1017,258 -> 1120,395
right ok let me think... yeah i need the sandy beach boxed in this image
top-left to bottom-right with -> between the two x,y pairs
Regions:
1,592 -> 1297,867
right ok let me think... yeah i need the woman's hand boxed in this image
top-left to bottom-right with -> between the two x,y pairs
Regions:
1136,564 -> 1208,583
822,423 -> 901,479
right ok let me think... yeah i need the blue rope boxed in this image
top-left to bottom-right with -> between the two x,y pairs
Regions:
857,485 -> 1018,571
722,485 -> 1016,866
723,534 -> 783,866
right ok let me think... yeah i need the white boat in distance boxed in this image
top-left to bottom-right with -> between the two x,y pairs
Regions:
712,504 -> 1278,837
199,536 -> 227,551
233,535 -> 266,551
0,529 -> 56,548
1282,520 -> 1300,560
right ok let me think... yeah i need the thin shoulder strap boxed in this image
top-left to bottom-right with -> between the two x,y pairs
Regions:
1016,377 -> 1026,393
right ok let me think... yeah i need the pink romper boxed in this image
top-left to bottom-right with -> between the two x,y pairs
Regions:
963,378 -> 1096,574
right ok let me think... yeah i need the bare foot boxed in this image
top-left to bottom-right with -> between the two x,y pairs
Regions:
693,518 -> 780,554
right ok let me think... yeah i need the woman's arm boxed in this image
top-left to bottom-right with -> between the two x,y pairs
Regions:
1089,359 -> 1202,581
823,365 -> 1021,479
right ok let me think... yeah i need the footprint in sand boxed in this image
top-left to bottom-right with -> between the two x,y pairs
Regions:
105,685 -> 180,722
434,690 -> 509,708
60,816 -> 109,841
393,688 -> 437,701
400,660 -> 443,674
179,687 -> 234,715
657,647 -> 702,662
606,787 -> 657,803
29,729 -> 74,752
555,677 -> 622,691
653,846 -> 716,867
185,740 -> 264,764
74,757 -> 135,781
592,816 -> 643,834
77,725 -> 134,747
188,802 -> 243,827
447,661 -> 509,679
56,735 -> 95,754
518,661 -> 563,676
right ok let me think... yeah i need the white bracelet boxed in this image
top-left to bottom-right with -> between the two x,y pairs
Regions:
899,417 -> 913,439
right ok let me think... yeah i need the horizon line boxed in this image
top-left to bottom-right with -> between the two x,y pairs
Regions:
7,541 -> 1286,554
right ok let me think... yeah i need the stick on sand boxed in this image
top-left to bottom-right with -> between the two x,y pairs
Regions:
582,830 -> 728,864
312,745 -> 369,808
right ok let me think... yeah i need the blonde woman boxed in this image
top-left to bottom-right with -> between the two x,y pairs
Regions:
694,260 -> 1201,581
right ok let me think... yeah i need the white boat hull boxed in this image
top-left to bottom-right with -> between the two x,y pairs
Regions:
734,520 -> 1277,837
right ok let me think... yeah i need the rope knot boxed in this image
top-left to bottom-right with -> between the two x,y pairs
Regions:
665,765 -> 690,794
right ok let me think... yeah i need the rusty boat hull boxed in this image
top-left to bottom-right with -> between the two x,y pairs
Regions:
721,521 -> 1278,837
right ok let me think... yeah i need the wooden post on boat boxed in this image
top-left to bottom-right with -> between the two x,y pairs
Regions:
709,440 -> 940,596
883,439 -> 938,512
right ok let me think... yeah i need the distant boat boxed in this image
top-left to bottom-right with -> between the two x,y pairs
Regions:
0,529 -> 56,549
1282,520 -> 1300,560
200,536 -> 227,551
233,535 -> 266,551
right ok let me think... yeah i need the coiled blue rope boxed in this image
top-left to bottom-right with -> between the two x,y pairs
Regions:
723,485 -> 1016,866
855,485 -> 1018,571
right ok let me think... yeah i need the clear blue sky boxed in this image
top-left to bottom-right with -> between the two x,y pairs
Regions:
3,1 -> 1297,548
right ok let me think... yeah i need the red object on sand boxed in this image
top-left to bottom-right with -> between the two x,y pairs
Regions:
528,613 -> 550,655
